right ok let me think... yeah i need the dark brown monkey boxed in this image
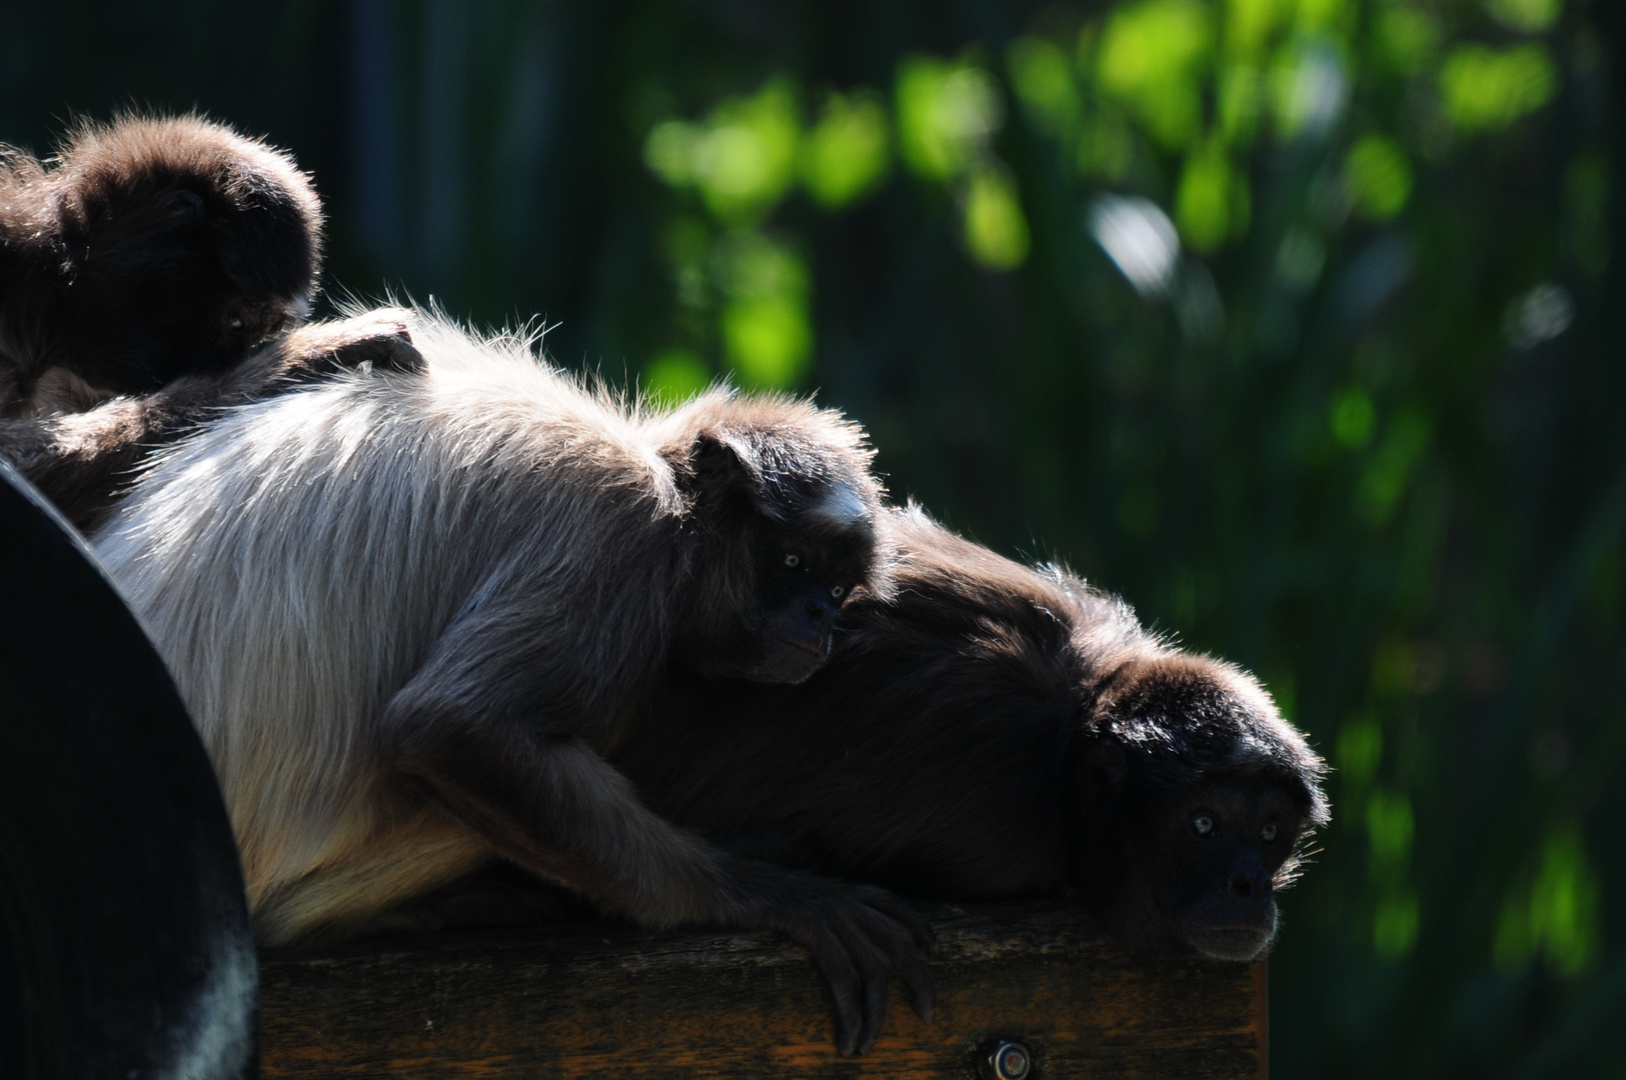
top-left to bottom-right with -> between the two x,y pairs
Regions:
613,506 -> 1330,963
0,115 -> 322,415
0,308 -> 423,532
88,313 -> 927,1056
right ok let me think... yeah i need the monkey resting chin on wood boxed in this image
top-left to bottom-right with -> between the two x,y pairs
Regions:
614,505 -> 1331,965
86,311 -> 929,1056
0,114 -> 322,416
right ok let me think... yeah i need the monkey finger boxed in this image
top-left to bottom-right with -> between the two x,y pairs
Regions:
823,913 -> 894,1054
855,956 -> 889,1055
853,885 -> 938,954
884,939 -> 935,1023
798,925 -> 865,1057
322,331 -> 424,376
847,901 -> 935,1024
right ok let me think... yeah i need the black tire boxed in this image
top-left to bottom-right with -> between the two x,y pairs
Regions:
0,460 -> 256,1079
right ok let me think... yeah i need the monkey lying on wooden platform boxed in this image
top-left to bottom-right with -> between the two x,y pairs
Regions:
80,311 -> 926,1056
0,115 -> 324,417
614,505 -> 1330,966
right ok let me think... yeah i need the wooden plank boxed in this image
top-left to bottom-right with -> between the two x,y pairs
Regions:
259,901 -> 1264,1078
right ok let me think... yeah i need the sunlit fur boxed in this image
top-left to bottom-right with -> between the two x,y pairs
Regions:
0,114 -> 321,415
0,309 -> 422,533
90,311 -> 887,945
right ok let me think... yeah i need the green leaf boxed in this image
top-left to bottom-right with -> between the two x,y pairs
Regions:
643,349 -> 712,405
801,91 -> 890,208
963,164 -> 1030,270
1097,0 -> 1212,149
1440,44 -> 1557,133
1485,0 -> 1563,34
1346,136 -> 1413,220
895,56 -> 1003,182
1176,141 -> 1251,251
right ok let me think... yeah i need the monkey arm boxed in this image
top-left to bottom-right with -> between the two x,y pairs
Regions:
0,309 -> 423,531
381,677 -> 935,1057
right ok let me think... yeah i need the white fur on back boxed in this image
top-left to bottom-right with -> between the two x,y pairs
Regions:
91,312 -> 703,936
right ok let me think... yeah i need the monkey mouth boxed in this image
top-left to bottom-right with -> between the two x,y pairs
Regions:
766,634 -> 827,660
753,635 -> 830,685
1183,925 -> 1272,962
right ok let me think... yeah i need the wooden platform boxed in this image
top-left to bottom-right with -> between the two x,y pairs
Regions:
259,901 -> 1266,1078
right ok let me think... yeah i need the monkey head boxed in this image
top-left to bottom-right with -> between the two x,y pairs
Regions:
1069,655 -> 1330,962
0,115 -> 322,406
663,396 -> 889,685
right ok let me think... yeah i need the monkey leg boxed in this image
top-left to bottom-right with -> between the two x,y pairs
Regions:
382,705 -> 934,1056
251,810 -> 494,947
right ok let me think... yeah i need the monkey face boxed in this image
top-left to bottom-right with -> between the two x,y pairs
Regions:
1076,772 -> 1307,963
743,545 -> 859,683
675,525 -> 872,685
1163,782 -> 1304,960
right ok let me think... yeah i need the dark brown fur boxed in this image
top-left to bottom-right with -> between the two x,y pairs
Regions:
613,506 -> 1330,961
0,309 -> 423,532
0,115 -> 322,415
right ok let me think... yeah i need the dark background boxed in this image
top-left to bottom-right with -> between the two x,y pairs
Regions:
4,0 -> 1622,1074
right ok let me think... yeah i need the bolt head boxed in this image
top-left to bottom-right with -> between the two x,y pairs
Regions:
986,1039 -> 1031,1080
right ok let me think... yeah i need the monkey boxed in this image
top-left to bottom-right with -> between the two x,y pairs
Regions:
0,308 -> 424,532
610,504 -> 1330,964
86,311 -> 931,1057
0,114 -> 322,416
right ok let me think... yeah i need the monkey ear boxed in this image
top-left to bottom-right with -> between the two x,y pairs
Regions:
1076,739 -> 1127,808
210,169 -> 321,297
689,431 -> 765,505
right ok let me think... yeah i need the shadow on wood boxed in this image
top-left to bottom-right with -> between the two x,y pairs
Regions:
260,901 -> 1264,1078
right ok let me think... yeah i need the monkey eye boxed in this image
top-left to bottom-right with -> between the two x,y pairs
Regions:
1260,823 -> 1279,843
783,554 -> 801,569
830,585 -> 845,600
1191,814 -> 1216,837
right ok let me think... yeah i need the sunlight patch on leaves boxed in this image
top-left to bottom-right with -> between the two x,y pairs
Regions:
896,56 -> 1003,182
1345,135 -> 1413,220
964,164 -> 1031,269
1097,0 -> 1213,149
802,92 -> 890,209
1440,44 -> 1556,133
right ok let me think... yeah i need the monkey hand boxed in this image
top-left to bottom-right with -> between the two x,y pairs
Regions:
271,308 -> 426,382
715,856 -> 936,1056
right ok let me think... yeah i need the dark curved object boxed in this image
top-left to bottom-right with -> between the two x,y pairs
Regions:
0,459 -> 256,1079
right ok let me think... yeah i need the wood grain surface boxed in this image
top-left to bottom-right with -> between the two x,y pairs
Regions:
259,901 -> 1265,1078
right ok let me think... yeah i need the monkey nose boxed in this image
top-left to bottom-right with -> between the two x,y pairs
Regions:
1227,872 -> 1256,901
805,601 -> 830,625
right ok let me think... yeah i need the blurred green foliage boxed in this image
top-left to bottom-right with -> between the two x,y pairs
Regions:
3,0 -> 1623,1074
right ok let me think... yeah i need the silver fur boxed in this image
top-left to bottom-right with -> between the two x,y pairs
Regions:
91,311 -> 883,945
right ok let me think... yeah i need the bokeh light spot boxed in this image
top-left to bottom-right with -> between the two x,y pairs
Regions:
896,56 -> 1003,182
1440,44 -> 1556,133
964,165 -> 1031,269
1098,0 -> 1212,149
802,92 -> 890,208
1345,135 -> 1412,220
643,349 -> 712,405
